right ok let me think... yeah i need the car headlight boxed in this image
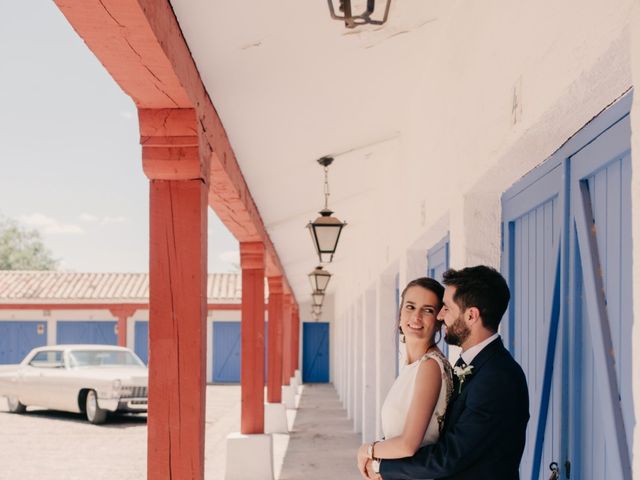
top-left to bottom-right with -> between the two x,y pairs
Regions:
111,379 -> 135,398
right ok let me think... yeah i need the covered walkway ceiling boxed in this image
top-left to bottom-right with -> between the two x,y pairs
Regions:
169,0 -> 442,299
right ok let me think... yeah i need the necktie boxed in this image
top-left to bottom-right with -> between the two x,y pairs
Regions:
454,356 -> 466,369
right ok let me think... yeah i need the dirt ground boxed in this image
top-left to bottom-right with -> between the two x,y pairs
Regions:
0,384 -> 360,480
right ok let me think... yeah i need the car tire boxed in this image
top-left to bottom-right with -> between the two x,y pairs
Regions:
7,396 -> 26,413
85,390 -> 108,424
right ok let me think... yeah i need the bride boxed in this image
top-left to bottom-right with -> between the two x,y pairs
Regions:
357,277 -> 453,479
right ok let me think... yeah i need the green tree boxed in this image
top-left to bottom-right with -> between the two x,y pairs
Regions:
0,216 -> 58,270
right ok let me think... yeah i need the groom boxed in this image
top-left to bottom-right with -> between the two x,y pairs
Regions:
371,265 -> 529,479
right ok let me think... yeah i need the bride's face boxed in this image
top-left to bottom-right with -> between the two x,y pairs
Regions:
399,286 -> 441,344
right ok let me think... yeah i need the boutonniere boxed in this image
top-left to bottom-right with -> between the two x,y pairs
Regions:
453,364 -> 474,393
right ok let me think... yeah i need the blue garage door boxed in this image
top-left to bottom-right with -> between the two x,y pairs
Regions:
502,92 -> 632,480
0,321 -> 47,364
213,322 -> 241,383
303,322 -> 329,383
57,321 -> 117,345
427,234 -> 450,356
212,321 -> 269,384
502,159 -> 564,480
570,106 -> 632,479
134,321 -> 149,364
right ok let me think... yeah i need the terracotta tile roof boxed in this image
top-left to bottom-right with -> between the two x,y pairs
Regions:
0,271 -> 258,304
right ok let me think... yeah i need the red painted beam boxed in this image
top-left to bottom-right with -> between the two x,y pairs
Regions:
240,242 -> 266,434
109,306 -> 137,347
292,306 -> 300,374
147,179 -> 207,480
282,294 -> 293,386
53,0 -> 293,290
267,276 -> 284,403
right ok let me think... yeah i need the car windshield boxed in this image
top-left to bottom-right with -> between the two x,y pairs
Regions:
68,350 -> 144,368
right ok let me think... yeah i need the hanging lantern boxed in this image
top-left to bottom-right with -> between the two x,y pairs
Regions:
312,290 -> 325,306
327,0 -> 392,29
311,304 -> 323,316
307,156 -> 347,264
308,266 -> 332,293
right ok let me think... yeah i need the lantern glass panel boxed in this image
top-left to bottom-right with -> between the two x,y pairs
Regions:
316,272 -> 331,291
313,224 -> 342,254
308,268 -> 331,292
312,292 -> 325,305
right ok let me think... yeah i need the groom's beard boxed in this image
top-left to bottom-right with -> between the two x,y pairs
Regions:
445,313 -> 471,346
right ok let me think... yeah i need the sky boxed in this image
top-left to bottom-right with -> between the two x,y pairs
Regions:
0,1 -> 239,273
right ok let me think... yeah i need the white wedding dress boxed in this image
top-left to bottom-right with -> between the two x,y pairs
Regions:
381,349 -> 453,446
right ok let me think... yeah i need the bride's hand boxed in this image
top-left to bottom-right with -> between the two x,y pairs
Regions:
357,444 -> 371,479
365,460 -> 382,479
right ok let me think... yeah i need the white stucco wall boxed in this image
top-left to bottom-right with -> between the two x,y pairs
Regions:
329,1 -> 638,457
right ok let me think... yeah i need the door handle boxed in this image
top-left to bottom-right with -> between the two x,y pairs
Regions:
548,462 -> 559,480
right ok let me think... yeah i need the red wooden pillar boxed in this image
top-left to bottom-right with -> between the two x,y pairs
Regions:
267,276 -> 284,403
282,294 -> 293,385
141,108 -> 208,480
240,242 -> 266,434
109,306 -> 137,347
291,305 -> 300,376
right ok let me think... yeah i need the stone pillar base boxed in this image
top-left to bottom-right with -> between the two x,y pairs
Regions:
225,432 -> 274,480
290,375 -> 298,392
295,369 -> 302,386
264,402 -> 288,433
282,384 -> 296,409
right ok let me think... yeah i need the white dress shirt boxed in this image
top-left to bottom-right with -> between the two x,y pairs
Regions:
460,332 -> 500,365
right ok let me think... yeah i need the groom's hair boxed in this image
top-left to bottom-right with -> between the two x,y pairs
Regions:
442,265 -> 510,332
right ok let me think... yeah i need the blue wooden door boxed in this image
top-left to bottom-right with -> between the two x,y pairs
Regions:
0,321 -> 47,364
502,160 -> 565,480
303,322 -> 329,383
134,320 -> 149,364
427,234 -> 450,356
57,321 -> 117,345
213,322 -> 241,383
502,92 -> 632,479
212,321 -> 269,383
569,104 -> 632,479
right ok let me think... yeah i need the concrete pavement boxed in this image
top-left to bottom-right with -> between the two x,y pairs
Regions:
0,383 -> 361,479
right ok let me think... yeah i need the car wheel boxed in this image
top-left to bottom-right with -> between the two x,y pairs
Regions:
85,390 -> 108,424
7,396 -> 26,413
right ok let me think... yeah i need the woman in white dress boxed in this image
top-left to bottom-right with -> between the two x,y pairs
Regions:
357,277 -> 453,479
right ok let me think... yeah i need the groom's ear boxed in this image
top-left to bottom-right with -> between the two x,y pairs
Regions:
466,306 -> 481,325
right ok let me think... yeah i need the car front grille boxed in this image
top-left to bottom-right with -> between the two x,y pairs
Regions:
121,386 -> 148,398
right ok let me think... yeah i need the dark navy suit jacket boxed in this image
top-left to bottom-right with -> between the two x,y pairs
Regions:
379,337 -> 529,480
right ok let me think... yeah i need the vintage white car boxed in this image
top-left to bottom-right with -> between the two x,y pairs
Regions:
0,344 -> 148,424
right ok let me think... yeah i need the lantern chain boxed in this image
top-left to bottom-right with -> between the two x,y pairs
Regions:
323,164 -> 330,210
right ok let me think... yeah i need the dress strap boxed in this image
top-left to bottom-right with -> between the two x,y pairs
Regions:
420,350 -> 454,402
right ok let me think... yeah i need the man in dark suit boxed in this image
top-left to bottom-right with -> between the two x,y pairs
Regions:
372,265 -> 529,480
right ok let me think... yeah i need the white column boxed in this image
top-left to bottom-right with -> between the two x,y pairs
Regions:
346,305 -> 354,420
375,272 -> 399,439
354,297 -> 363,433
362,287 -> 377,442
